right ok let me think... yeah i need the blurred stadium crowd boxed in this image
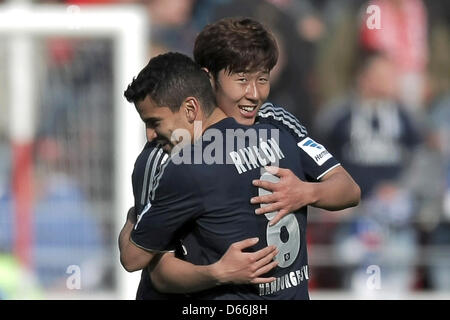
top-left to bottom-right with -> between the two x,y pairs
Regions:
0,0 -> 449,298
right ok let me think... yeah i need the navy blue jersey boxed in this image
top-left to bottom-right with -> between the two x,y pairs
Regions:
313,98 -> 421,197
131,116 -> 340,300
131,141 -> 187,300
257,102 -> 341,181
132,142 -> 203,300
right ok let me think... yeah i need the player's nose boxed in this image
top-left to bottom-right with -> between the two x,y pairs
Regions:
146,128 -> 157,142
245,81 -> 260,102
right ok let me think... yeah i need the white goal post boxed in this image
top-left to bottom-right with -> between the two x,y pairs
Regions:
0,3 -> 148,299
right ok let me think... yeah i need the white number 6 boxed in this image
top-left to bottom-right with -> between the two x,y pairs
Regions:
258,171 -> 300,268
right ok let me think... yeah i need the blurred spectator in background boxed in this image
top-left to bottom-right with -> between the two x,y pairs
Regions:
424,0 -> 450,110
41,21 -> 116,203
315,50 -> 423,295
314,1 -> 362,112
0,137 -> 107,291
144,0 -> 200,57
32,137 -> 106,290
359,0 -> 428,115
265,0 -> 325,43
426,93 -> 450,291
0,158 -> 13,265
404,92 -> 450,291
315,50 -> 422,198
265,0 -> 367,130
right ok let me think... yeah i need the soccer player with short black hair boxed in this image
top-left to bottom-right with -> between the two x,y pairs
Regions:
119,53 -> 280,299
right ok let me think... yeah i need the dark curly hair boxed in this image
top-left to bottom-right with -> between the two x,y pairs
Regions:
194,17 -> 278,79
124,52 -> 216,115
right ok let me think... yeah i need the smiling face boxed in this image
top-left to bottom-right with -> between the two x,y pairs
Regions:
136,95 -> 188,153
124,52 -> 220,151
212,69 -> 270,125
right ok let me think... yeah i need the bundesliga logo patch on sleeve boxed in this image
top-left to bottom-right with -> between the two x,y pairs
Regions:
298,138 -> 332,166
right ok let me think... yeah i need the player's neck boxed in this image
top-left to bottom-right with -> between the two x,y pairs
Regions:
200,107 -> 227,133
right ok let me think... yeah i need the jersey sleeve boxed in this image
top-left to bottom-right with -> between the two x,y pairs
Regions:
131,142 -> 168,215
258,102 -> 341,181
130,160 -> 203,252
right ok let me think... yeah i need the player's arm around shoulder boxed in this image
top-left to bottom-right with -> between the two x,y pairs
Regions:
311,164 -> 361,210
253,102 -> 361,225
126,161 -> 201,270
119,207 -> 156,272
119,143 -> 168,272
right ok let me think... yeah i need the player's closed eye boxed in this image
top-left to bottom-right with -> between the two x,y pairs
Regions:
233,72 -> 247,82
146,119 -> 160,129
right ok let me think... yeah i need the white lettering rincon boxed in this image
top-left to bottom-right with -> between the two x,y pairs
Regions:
239,148 -> 258,170
229,137 -> 285,174
260,138 -> 276,163
252,145 -> 268,166
266,136 -> 285,159
229,151 -> 246,174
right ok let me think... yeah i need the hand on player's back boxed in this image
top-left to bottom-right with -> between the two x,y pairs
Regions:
212,238 -> 279,285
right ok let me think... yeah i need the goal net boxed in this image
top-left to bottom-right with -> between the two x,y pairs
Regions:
0,3 -> 148,299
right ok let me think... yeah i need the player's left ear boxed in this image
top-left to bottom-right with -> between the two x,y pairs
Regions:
182,97 -> 200,123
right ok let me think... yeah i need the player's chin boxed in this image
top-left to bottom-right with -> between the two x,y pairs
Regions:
240,116 -> 257,126
236,111 -> 258,125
